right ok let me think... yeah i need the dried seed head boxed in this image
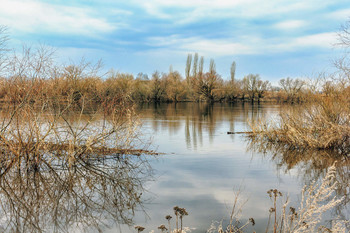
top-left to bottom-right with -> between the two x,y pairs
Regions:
290,207 -> 296,215
179,208 -> 188,216
134,226 -> 145,232
158,225 -> 167,231
249,218 -> 255,226
173,206 -> 180,215
267,189 -> 277,197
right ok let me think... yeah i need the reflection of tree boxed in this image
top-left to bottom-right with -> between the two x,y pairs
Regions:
0,96 -> 153,232
137,102 -> 271,150
247,138 -> 350,230
0,153 -> 151,233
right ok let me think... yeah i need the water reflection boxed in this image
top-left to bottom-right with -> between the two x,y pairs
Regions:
247,137 -> 350,229
132,103 -> 349,232
0,153 -> 152,232
137,102 -> 271,150
0,101 -> 153,232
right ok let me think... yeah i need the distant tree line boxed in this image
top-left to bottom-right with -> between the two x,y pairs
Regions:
0,35 -> 340,105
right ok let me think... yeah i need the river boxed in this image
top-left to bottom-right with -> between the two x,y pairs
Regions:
0,102 -> 347,232
111,102 -> 349,232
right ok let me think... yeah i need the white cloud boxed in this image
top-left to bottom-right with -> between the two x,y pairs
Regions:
327,8 -> 350,20
145,31 -> 337,58
253,32 -> 337,53
289,32 -> 338,49
142,2 -> 172,19
131,0 -> 335,22
0,0 -> 116,36
148,0 -> 252,8
179,38 -> 255,56
110,9 -> 133,16
274,20 -> 307,30
146,35 -> 255,56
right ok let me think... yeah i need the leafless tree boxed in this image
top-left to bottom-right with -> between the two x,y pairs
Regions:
279,77 -> 305,103
192,53 -> 198,78
185,54 -> 192,85
0,25 -> 9,76
242,74 -> 270,102
337,19 -> 350,47
230,61 -> 236,83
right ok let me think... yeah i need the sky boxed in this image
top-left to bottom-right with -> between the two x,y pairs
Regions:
1,0 -> 350,82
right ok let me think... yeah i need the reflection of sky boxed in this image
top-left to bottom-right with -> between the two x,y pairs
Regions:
108,103 -> 303,233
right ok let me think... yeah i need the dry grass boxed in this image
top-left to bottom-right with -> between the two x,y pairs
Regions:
282,164 -> 346,233
249,96 -> 350,155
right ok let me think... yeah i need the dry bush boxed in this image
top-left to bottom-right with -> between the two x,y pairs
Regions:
0,43 -> 155,231
132,78 -> 151,102
249,95 -> 350,155
0,121 -> 152,232
284,164 -> 344,233
0,78 -> 154,232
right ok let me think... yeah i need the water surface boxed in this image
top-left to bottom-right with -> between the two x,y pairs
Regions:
112,102 -> 349,232
0,102 -> 347,232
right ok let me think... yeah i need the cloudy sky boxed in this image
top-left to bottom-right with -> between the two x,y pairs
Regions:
1,0 -> 349,82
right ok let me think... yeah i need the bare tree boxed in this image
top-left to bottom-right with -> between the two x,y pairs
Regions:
338,20 -> 350,47
199,56 -> 204,75
0,25 -> 9,53
279,77 -> 305,103
194,71 -> 221,102
242,74 -> 270,102
209,58 -> 216,75
335,19 -> 350,85
185,54 -> 192,85
165,71 -> 185,102
230,61 -> 236,83
0,25 -> 9,76
150,71 -> 165,102
192,52 -> 198,78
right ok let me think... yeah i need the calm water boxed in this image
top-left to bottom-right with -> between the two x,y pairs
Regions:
0,102 -> 348,232
110,102 -> 349,232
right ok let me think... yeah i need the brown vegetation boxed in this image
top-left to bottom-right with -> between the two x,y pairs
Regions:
247,19 -> 350,156
249,95 -> 350,155
0,29 -> 154,232
0,55 -> 328,105
0,24 -> 344,106
0,35 -> 323,105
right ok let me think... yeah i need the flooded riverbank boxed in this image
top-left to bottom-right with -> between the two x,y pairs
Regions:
112,102 -> 349,232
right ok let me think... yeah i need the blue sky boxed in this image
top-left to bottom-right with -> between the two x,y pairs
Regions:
1,0 -> 350,82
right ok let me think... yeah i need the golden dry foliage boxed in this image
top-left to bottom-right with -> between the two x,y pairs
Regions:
0,43 -> 155,232
249,95 -> 350,155
0,82 -> 155,232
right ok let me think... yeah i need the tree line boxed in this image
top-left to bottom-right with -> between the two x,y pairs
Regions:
0,50 -> 339,105
0,27 -> 342,105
